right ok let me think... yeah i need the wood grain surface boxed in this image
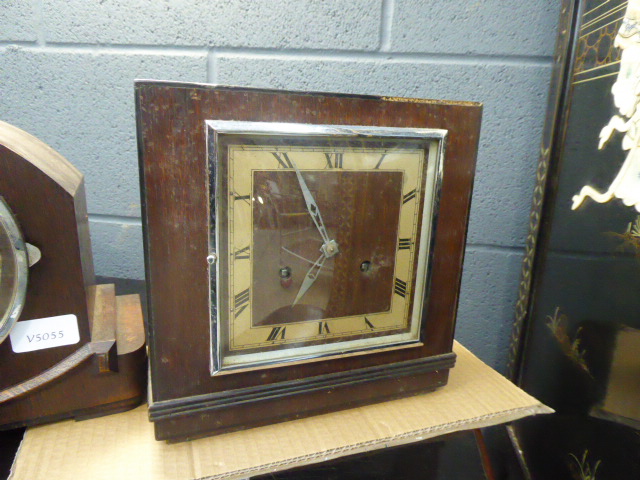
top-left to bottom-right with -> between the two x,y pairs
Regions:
137,83 -> 482,440
0,120 -> 94,391
0,122 -> 146,429
251,170 -> 402,325
0,286 -> 146,429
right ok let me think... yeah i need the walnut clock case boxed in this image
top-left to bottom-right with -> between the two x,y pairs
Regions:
0,120 -> 146,430
136,82 -> 482,442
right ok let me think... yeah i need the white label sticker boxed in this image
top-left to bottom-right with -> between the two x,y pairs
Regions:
9,314 -> 80,353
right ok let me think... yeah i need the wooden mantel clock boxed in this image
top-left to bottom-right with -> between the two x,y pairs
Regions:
0,120 -> 146,429
136,82 -> 482,441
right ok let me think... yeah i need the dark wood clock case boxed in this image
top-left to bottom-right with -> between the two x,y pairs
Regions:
136,82 -> 482,441
0,121 -> 146,430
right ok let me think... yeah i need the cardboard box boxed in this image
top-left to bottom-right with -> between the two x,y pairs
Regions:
9,342 -> 551,480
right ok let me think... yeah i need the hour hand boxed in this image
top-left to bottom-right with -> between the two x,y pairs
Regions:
292,252 -> 327,306
291,159 -> 331,245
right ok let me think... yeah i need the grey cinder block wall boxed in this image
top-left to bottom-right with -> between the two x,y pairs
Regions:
0,0 -> 561,372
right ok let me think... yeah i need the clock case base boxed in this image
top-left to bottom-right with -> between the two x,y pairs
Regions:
136,83 -> 482,442
150,352 -> 455,442
0,284 -> 146,431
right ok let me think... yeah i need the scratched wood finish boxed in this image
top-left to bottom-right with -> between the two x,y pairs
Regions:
137,83 -> 482,441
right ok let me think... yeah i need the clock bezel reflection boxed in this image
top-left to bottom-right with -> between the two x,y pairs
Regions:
0,197 -> 28,344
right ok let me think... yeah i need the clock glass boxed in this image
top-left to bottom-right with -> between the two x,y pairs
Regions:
207,122 -> 445,373
0,197 -> 28,344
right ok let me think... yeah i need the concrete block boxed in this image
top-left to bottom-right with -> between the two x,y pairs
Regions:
43,0 -> 381,50
0,46 -> 207,216
0,0 -> 38,42
90,219 -> 144,279
390,0 -> 561,56
216,55 -> 552,247
455,246 -> 524,372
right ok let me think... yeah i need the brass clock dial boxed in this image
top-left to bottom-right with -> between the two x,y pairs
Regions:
208,122 -> 445,373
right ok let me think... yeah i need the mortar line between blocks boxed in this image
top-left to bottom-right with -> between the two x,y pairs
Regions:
0,42 -> 553,67
89,214 -> 142,226
379,0 -> 395,52
36,0 -> 45,46
207,49 -> 218,84
0,42 -> 209,56
214,49 -> 553,67
0,41 -> 38,48
466,244 -> 525,255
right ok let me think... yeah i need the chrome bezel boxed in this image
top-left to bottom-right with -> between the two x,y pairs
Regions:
206,121 -> 447,375
0,197 -> 28,344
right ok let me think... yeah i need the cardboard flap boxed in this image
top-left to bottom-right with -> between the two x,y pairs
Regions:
10,342 -> 552,480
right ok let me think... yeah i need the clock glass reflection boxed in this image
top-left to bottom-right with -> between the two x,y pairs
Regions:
252,169 -> 403,326
0,218 -> 18,337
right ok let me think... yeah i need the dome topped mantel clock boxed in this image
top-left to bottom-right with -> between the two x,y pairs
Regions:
0,121 -> 146,430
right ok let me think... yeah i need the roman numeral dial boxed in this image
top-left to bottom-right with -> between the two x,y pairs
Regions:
398,238 -> 412,250
234,288 -> 250,318
394,278 -> 408,298
233,192 -> 251,203
221,138 -> 432,364
234,245 -> 250,259
324,152 -> 343,169
403,189 -> 417,204
272,152 -> 293,169
318,322 -> 330,335
267,327 -> 286,341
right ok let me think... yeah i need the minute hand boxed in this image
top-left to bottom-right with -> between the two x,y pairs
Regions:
292,252 -> 327,306
291,160 -> 331,245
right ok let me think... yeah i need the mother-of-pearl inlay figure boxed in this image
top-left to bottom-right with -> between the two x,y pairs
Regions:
572,0 -> 640,213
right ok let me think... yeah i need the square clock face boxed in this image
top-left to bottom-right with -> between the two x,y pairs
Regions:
207,122 -> 445,373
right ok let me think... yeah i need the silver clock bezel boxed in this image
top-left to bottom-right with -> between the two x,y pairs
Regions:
206,121 -> 447,375
0,196 -> 28,344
